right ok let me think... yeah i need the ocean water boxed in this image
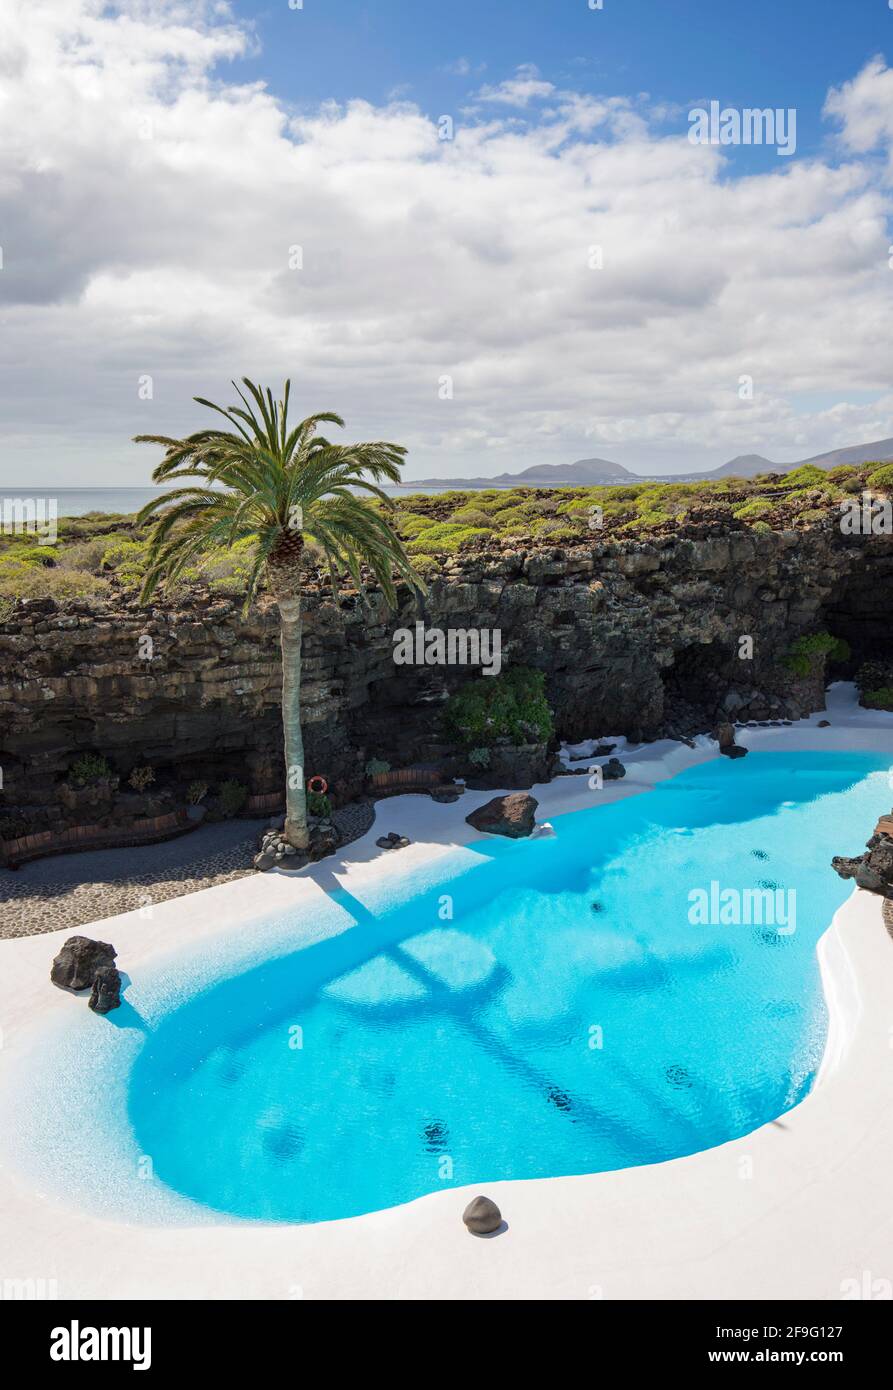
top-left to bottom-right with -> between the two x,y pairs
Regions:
0,488 -> 177,519
126,751 -> 892,1223
0,482 -> 524,520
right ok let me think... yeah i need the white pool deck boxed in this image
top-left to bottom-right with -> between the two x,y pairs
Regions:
1,684 -> 892,1300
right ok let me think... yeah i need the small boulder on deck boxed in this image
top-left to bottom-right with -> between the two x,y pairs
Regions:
466,793 -> 538,839
50,935 -> 117,993
462,1195 -> 502,1234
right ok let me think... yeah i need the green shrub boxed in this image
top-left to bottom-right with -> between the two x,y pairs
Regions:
397,514 -> 437,539
218,779 -> 248,816
826,465 -> 862,485
733,497 -> 774,520
308,790 -> 332,817
468,746 -> 491,768
128,765 -> 155,792
56,537 -> 109,574
449,506 -> 494,528
406,524 -> 489,555
783,465 -> 828,488
784,632 -> 850,676
69,752 -> 112,784
533,522 -> 585,543
0,561 -> 110,600
443,666 -> 554,748
407,553 -> 440,577
490,505 -> 533,531
196,538 -> 257,594
101,538 -> 149,584
867,463 -> 893,491
862,687 -> 893,711
2,544 -> 57,568
364,758 -> 391,777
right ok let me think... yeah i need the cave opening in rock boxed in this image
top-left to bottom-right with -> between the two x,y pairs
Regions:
822,547 -> 893,677
662,641 -> 735,735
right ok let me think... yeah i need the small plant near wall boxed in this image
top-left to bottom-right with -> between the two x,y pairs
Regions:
128,765 -> 155,792
468,746 -> 492,769
783,633 -> 850,677
863,687 -> 893,711
218,779 -> 248,816
364,758 -> 391,778
443,666 -> 554,748
186,780 -> 208,805
68,752 -> 113,786
308,790 -> 332,818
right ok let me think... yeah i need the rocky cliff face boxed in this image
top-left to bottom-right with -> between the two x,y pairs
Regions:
1,519 -> 891,850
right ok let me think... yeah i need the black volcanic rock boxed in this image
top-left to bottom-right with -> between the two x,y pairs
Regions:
88,965 -> 122,1014
466,793 -> 538,839
51,936 -> 117,993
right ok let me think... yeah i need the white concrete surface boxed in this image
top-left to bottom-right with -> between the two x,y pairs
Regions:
1,684 -> 892,1300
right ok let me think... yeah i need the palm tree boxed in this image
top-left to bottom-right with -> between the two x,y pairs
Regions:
135,378 -> 421,851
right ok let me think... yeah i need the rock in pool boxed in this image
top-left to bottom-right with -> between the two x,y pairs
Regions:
88,965 -> 122,1014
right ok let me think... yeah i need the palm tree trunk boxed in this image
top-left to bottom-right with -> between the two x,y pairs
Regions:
278,596 -> 309,850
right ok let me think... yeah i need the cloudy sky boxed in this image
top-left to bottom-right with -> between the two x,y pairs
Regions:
1,0 -> 892,485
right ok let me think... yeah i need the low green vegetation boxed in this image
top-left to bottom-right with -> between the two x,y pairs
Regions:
443,666 -> 554,747
308,790 -> 332,817
0,462 -> 883,607
867,463 -> 893,491
218,779 -> 248,816
784,632 -> 850,677
68,753 -> 113,785
862,687 -> 893,711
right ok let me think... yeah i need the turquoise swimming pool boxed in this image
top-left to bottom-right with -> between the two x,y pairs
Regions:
128,751 -> 891,1222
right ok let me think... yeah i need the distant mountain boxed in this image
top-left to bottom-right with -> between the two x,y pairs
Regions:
512,457 -> 637,483
399,437 -> 893,491
796,438 -> 893,469
704,454 -> 776,479
406,456 -> 636,489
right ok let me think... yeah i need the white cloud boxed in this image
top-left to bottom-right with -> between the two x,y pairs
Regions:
825,55 -> 893,173
1,2 -> 892,483
475,64 -> 556,107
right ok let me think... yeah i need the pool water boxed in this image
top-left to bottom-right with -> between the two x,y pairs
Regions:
128,751 -> 891,1222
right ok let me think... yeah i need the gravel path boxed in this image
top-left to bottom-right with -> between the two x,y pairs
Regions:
0,803 -> 376,939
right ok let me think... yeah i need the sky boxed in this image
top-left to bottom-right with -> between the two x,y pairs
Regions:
1,0 -> 892,484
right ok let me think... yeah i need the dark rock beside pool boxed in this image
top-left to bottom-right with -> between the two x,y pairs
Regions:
832,826 -> 893,898
466,792 -> 538,839
88,965 -> 122,1014
376,832 -> 411,850
714,721 -> 748,759
50,935 -> 117,992
462,1195 -> 502,1234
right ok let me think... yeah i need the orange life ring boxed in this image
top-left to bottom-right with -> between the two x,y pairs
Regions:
307,775 -> 328,796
